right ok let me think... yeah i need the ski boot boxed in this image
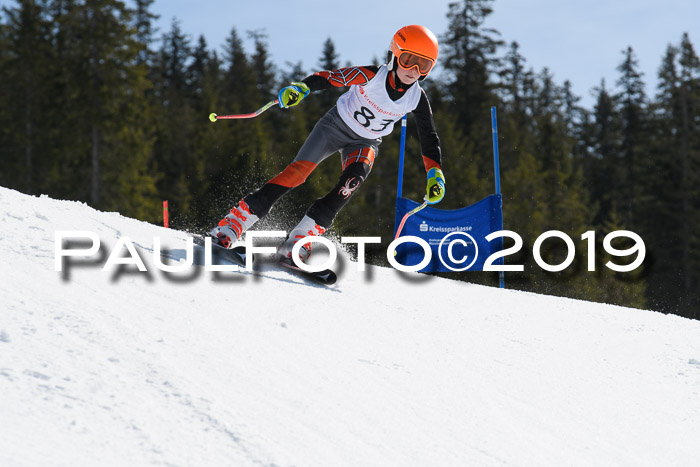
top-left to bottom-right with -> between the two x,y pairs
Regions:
209,199 -> 259,248
277,215 -> 327,263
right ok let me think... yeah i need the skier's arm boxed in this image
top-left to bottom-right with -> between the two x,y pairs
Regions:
413,88 -> 442,172
413,89 -> 445,204
302,66 -> 379,91
278,66 -> 376,108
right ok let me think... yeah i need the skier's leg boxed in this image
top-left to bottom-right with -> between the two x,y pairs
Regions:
278,147 -> 376,261
211,112 -> 338,247
306,155 -> 374,227
242,160 -> 318,218
241,110 -> 345,216
244,107 -> 373,218
306,145 -> 378,229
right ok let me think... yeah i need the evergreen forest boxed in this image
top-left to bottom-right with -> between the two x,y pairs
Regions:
1,0 -> 699,319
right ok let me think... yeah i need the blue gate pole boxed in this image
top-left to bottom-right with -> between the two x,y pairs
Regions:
491,107 -> 505,289
396,115 -> 407,199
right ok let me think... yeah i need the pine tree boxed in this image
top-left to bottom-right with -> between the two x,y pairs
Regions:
434,0 -> 505,265
0,0 -> 53,194
152,18 -> 197,223
132,0 -> 158,66
202,27 -> 275,226
245,30 -> 276,171
182,35 -> 216,224
315,37 -> 343,110
0,13 -> 10,185
247,29 -> 276,97
646,35 -> 700,317
1,1 -> 694,317
578,208 -> 647,309
222,27 -> 256,112
441,0 -> 503,175
41,0 -> 89,199
589,79 -> 623,225
676,33 -> 700,316
497,41 -> 537,172
0,0 -> 160,218
82,0 -> 159,219
644,44 -> 683,314
530,69 -> 592,299
615,46 -> 648,226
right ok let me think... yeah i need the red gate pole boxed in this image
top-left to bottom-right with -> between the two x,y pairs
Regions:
163,201 -> 169,228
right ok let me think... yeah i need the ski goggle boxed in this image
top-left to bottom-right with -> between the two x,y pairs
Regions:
396,51 -> 435,75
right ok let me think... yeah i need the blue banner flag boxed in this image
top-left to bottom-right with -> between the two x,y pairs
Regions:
393,195 -> 504,272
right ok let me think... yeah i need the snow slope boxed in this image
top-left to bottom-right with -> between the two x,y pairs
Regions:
1,185 -> 699,467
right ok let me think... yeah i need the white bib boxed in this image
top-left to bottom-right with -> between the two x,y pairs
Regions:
336,65 -> 422,139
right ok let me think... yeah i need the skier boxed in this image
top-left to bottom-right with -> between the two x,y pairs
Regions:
209,24 -> 446,262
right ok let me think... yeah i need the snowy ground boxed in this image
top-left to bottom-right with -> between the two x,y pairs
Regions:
1,185 -> 700,466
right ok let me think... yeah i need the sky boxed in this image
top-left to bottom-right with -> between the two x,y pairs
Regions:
0,0 -> 695,108
145,0 -> 699,109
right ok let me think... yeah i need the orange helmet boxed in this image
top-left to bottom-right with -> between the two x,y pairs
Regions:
388,25 -> 439,79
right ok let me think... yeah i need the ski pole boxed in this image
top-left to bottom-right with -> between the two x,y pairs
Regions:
394,197 -> 429,240
209,99 -> 280,122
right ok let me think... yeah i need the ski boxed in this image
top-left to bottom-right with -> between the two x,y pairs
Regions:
276,256 -> 337,285
190,233 -> 336,285
191,233 -> 250,268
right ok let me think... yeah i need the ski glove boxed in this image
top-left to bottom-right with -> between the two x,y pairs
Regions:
278,81 -> 310,108
426,167 -> 446,204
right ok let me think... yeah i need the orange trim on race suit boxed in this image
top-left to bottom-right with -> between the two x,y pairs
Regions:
268,160 -> 318,188
422,155 -> 441,172
342,147 -> 376,170
313,66 -> 377,88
